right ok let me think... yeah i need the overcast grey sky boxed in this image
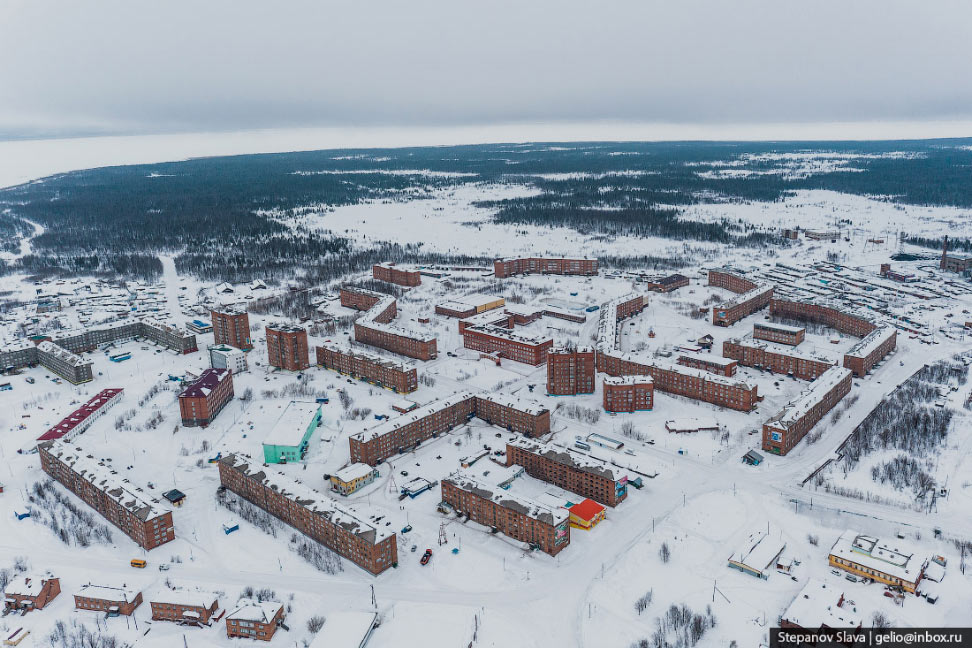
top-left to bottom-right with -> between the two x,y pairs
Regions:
1,0 -> 971,139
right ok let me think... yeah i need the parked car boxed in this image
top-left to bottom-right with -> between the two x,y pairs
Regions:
421,549 -> 433,565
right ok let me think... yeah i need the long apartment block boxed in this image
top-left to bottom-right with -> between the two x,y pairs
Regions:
506,438 -> 628,506
461,324 -> 553,366
217,454 -> 398,575
768,298 -> 896,376
594,293 -> 758,411
762,366 -> 853,455
372,262 -> 421,287
349,392 -> 550,465
38,441 -> 175,550
316,342 -> 418,393
708,268 -> 773,327
1,318 -> 198,377
341,286 -> 437,360
722,338 -> 834,381
493,257 -> 598,278
441,471 -> 570,556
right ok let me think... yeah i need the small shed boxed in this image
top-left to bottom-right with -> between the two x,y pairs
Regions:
742,450 -> 764,466
162,489 -> 186,507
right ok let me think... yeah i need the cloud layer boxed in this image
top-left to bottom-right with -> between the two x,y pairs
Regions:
2,1 -> 970,138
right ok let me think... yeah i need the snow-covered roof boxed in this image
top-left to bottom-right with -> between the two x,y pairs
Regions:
728,529 -> 785,572
452,294 -> 504,309
781,579 -> 861,629
828,530 -> 926,585
353,392 -> 475,442
319,341 -> 414,372
227,598 -> 282,623
464,324 -> 551,346
474,392 -> 548,417
4,573 -> 56,597
38,388 -> 123,441
725,336 -> 835,364
356,293 -> 436,342
179,368 -> 231,399
152,589 -> 218,610
664,417 -> 719,432
36,340 -> 92,368
503,304 -> 544,317
444,470 -> 568,527
764,366 -> 851,431
220,454 -> 393,543
307,611 -> 378,648
717,284 -> 773,310
677,353 -> 738,367
262,401 -> 320,448
332,463 -> 377,483
266,321 -> 306,334
845,326 -> 896,359
76,584 -> 140,603
507,437 -> 623,481
39,441 -> 168,521
754,321 -> 805,334
459,310 -> 512,328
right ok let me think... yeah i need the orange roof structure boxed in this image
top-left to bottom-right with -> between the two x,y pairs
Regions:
568,498 -> 605,522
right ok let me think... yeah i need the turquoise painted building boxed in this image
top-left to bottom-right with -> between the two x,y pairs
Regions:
262,401 -> 323,463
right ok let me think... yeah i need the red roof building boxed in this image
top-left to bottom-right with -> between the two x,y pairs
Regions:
178,369 -> 234,427
37,388 -> 124,442
568,498 -> 605,530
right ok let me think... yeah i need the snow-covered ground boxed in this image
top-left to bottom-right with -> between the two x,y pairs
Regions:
4,151 -> 972,646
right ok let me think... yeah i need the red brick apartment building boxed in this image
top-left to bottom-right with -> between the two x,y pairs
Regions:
349,392 -> 550,465
843,327 -> 897,377
753,321 -> 805,346
602,375 -> 654,412
211,308 -> 252,350
708,269 -> 773,326
151,591 -> 220,625
265,323 -> 310,371
594,292 -> 758,411
493,257 -> 598,278
762,366 -> 853,455
178,368 -> 234,427
75,585 -> 143,616
677,353 -> 738,377
373,262 -> 421,287
226,600 -> 284,642
340,286 -> 396,317
506,438 -> 628,506
768,299 -> 896,376
2,574 -> 60,613
461,325 -> 552,365
354,320 -> 437,361
341,286 -> 438,360
642,273 -> 690,293
218,454 -> 398,574
598,354 -> 758,412
768,298 -> 876,337
39,441 -> 175,550
723,338 -> 834,381
441,472 -> 570,556
547,347 -> 596,395
316,342 -> 418,393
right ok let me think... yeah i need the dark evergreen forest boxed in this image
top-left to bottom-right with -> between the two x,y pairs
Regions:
1,138 -> 970,281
